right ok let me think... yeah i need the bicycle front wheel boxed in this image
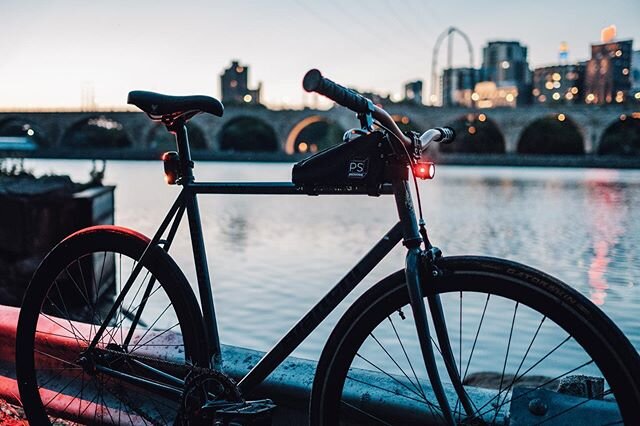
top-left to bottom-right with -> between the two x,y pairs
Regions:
310,256 -> 640,425
16,226 -> 210,425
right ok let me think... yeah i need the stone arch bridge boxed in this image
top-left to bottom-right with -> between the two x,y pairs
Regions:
0,104 -> 632,154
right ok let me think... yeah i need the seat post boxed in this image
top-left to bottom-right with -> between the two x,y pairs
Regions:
169,121 -> 194,183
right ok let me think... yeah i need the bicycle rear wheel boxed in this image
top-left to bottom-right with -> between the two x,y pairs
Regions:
310,256 -> 640,425
16,226 -> 209,425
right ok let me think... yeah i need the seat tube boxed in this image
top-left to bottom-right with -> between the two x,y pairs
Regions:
173,123 -> 222,368
185,188 -> 222,367
392,178 -> 455,424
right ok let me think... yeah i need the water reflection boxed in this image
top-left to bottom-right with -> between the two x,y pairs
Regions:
585,180 -> 627,306
20,161 -> 640,363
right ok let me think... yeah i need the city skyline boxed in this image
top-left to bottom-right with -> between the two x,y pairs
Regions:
1,0 -> 639,110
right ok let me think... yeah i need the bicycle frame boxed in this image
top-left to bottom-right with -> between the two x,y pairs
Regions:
86,123 -> 471,422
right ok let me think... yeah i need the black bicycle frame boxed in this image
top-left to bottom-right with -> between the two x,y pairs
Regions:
88,123 -> 472,422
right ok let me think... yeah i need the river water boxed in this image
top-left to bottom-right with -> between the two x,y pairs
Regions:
23,159 -> 640,373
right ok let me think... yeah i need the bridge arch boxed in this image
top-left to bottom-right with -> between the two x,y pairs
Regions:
285,115 -> 345,154
218,115 -> 278,152
61,115 -> 132,148
440,113 -> 505,153
0,116 -> 49,148
145,122 -> 209,150
517,113 -> 584,154
597,114 -> 640,155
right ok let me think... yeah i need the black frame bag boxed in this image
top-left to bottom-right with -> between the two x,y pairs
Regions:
292,131 -> 388,195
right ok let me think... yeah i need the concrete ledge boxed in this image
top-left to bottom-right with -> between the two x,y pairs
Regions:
0,306 -> 621,424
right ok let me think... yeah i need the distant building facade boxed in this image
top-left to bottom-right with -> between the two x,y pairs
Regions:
584,40 -> 633,104
472,81 -> 518,108
631,50 -> 640,102
481,41 -> 532,105
532,64 -> 585,104
220,60 -> 262,105
403,80 -> 423,105
441,68 -> 479,107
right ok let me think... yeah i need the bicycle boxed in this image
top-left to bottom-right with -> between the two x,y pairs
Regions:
15,69 -> 640,425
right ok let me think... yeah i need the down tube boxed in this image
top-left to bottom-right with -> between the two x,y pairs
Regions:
238,222 -> 404,394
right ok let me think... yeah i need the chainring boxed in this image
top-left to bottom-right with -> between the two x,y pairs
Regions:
177,369 -> 243,426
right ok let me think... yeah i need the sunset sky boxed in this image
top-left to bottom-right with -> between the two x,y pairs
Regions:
1,0 -> 639,110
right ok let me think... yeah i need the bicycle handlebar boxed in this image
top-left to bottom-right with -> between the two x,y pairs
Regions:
302,69 -> 455,152
303,69 -> 373,114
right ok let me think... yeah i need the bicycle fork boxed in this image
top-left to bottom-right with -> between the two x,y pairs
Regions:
393,177 -> 473,424
405,248 -> 476,424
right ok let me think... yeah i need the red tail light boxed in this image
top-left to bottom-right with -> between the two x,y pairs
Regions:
413,161 -> 435,180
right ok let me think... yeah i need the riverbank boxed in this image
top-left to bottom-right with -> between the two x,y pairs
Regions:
2,148 -> 640,169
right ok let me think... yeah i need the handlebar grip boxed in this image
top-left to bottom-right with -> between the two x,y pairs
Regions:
436,127 -> 455,144
303,69 -> 373,114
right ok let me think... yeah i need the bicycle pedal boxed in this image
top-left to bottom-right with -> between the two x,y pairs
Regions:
212,399 -> 276,426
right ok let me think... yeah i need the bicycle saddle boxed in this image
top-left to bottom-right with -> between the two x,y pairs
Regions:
127,91 -> 224,122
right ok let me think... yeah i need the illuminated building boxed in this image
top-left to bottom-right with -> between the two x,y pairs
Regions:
532,64 -> 585,104
632,50 -> 640,102
470,81 -> 519,109
481,41 -> 532,105
403,80 -> 423,105
441,68 -> 479,107
584,39 -> 632,104
220,60 -> 262,105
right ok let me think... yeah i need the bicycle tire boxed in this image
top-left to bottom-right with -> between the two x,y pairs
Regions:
310,256 -> 640,425
16,226 -> 210,425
